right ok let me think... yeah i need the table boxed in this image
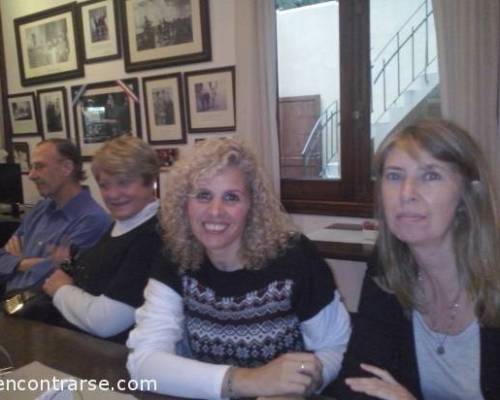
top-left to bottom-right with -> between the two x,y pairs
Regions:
308,223 -> 376,262
0,317 -> 337,400
0,315 -> 172,400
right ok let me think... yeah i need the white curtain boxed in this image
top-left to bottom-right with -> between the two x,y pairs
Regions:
234,0 -> 281,194
433,0 -> 500,201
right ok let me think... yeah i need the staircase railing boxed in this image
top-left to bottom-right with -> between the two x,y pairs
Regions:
301,0 -> 436,176
301,100 -> 339,177
371,0 -> 436,123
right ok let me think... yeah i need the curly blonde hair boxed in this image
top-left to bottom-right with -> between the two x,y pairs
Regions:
373,119 -> 500,327
162,138 -> 299,273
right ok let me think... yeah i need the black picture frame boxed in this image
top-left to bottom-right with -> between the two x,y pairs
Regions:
184,66 -> 236,133
7,92 -> 41,136
14,3 -> 84,86
71,78 -> 142,160
79,0 -> 122,64
37,87 -> 70,140
121,0 -> 211,72
143,73 -> 186,144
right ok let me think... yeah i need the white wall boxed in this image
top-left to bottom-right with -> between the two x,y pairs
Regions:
277,2 -> 340,112
1,0 -> 236,206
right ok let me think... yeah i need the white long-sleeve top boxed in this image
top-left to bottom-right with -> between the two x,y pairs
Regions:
127,278 -> 351,399
52,200 -> 160,338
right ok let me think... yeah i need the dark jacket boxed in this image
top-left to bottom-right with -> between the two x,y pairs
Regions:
324,271 -> 500,399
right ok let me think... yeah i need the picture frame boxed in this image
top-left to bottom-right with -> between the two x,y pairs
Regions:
121,0 -> 211,72
143,73 -> 186,144
7,93 -> 40,136
37,87 -> 70,140
184,66 -> 236,133
13,142 -> 31,174
72,78 -> 142,160
14,3 -> 84,86
79,0 -> 122,63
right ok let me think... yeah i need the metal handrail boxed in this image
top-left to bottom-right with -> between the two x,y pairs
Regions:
371,0 -> 435,123
301,100 -> 338,156
301,100 -> 339,176
371,0 -> 429,65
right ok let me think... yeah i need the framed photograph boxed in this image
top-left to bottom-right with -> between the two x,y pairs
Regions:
37,87 -> 70,140
185,66 -> 236,133
143,73 -> 186,144
121,0 -> 211,72
13,142 -> 31,174
79,0 -> 121,63
14,3 -> 84,86
7,93 -> 40,136
72,78 -> 142,160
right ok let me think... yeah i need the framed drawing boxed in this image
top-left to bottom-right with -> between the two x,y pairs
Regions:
37,87 -> 70,140
13,142 -> 31,174
143,73 -> 186,144
14,3 -> 84,86
7,93 -> 40,136
121,0 -> 211,72
79,0 -> 121,63
184,66 -> 236,133
71,78 -> 141,160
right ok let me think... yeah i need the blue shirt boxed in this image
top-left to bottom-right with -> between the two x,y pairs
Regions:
0,188 -> 111,291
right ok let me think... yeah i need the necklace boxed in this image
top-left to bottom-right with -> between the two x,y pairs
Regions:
435,298 -> 460,355
417,272 -> 462,355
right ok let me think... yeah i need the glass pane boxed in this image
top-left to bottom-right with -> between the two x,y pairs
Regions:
370,0 -> 440,153
276,0 -> 341,180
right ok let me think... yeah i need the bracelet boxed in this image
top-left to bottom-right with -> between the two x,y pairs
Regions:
222,366 -> 237,399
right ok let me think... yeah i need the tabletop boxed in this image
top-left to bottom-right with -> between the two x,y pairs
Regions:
0,313 -> 337,400
0,315 -> 173,400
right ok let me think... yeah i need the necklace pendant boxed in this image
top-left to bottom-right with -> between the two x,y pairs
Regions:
436,345 -> 445,355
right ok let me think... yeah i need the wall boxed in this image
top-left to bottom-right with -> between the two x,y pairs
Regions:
1,0 -> 236,206
277,2 -> 340,113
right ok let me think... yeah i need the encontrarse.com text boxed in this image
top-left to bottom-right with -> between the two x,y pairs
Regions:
0,377 -> 157,392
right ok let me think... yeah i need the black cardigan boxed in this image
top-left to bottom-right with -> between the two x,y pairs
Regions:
324,273 -> 500,399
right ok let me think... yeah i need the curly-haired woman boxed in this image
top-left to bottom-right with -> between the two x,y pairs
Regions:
127,138 -> 351,399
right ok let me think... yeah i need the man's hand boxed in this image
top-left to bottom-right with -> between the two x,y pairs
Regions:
5,236 -> 23,257
43,269 -> 74,297
5,235 -> 44,272
48,242 -> 71,267
18,257 -> 45,272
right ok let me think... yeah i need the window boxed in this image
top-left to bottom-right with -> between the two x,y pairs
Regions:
276,0 -> 439,216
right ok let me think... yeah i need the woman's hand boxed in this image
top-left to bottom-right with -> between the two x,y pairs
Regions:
345,363 -> 416,400
230,352 -> 323,398
43,269 -> 74,297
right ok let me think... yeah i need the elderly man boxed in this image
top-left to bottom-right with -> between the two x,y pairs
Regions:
0,139 -> 111,296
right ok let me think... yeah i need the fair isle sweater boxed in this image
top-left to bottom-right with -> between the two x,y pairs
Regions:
127,235 -> 351,399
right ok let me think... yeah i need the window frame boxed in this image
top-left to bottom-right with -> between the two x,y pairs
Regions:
279,0 -> 373,217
